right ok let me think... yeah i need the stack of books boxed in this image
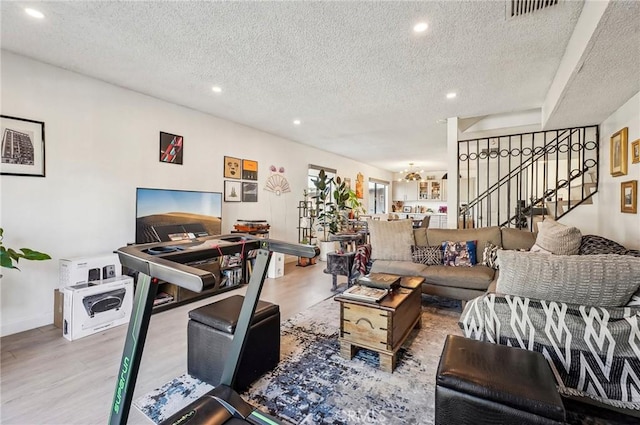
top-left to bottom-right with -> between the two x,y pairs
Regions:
357,273 -> 401,290
340,285 -> 389,303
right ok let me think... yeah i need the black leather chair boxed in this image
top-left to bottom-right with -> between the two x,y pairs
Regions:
188,295 -> 280,391
436,335 -> 565,425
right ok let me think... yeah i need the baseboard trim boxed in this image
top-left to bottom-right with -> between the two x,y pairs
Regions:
1,311 -> 52,337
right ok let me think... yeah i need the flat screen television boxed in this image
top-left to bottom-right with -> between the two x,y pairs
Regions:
135,188 -> 222,244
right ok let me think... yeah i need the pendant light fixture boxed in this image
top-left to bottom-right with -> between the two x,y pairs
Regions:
403,163 -> 423,181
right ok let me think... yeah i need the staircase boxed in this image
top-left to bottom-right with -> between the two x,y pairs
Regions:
458,125 -> 599,230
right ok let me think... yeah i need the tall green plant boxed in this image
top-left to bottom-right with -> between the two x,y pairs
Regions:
311,169 -> 333,241
0,228 -> 51,270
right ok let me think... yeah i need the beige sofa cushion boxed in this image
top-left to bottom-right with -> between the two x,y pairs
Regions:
501,228 -> 536,250
370,260 -> 428,276
496,251 -> 640,307
368,219 -> 414,261
534,220 -> 582,255
370,260 -> 495,291
421,265 -> 495,290
426,226 -> 502,262
413,228 -> 428,247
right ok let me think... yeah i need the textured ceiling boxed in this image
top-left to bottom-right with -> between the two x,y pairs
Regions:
1,1 -> 635,173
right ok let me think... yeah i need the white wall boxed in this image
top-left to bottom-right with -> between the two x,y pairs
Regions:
0,51 -> 392,336
560,91 -> 640,247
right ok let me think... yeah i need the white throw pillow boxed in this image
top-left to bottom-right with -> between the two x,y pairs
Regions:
534,220 -> 582,255
368,219 -> 414,261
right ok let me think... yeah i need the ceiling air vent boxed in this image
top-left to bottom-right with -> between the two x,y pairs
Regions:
509,0 -> 559,17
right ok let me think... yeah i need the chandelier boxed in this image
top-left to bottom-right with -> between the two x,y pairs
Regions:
403,163 -> 423,181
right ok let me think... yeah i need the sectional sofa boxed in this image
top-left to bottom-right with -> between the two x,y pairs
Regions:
366,222 -> 536,301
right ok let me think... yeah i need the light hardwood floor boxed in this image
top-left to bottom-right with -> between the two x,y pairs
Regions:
1,261 -> 339,425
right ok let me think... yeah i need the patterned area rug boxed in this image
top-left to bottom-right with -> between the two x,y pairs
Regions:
134,295 -> 463,424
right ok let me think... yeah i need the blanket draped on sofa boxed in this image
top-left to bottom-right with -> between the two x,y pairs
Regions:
460,294 -> 640,410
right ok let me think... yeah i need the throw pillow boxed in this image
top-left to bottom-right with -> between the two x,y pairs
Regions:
368,219 -> 414,261
534,220 -> 582,255
530,244 -> 553,254
442,240 -> 477,267
496,250 -> 640,307
411,245 -> 442,265
481,242 -> 501,269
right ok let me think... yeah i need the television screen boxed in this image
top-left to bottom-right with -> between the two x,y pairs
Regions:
136,188 -> 222,244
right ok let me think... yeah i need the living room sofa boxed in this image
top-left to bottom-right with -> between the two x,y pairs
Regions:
366,223 -> 536,301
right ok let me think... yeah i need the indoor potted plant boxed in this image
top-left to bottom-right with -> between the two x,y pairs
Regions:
311,169 -> 339,260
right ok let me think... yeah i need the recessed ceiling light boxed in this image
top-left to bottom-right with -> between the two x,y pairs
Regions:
413,22 -> 428,33
211,86 -> 222,93
25,8 -> 44,19
436,118 -> 448,124
446,92 -> 457,99
293,120 -> 301,125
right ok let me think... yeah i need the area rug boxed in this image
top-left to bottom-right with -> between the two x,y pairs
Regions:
134,295 -> 463,424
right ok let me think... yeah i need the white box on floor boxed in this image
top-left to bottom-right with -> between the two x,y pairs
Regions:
268,252 -> 284,278
59,254 -> 121,287
62,275 -> 133,341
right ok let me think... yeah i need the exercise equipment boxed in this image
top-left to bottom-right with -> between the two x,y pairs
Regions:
108,234 -> 318,425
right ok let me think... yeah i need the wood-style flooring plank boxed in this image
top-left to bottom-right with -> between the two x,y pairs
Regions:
1,261 -> 336,424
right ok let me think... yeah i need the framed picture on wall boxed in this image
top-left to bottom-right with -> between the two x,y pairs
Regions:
159,132 -> 183,164
0,115 -> 46,177
610,127 -> 628,176
621,180 -> 637,214
242,182 -> 258,202
632,139 -> 640,164
242,159 -> 258,180
224,156 -> 242,179
224,180 -> 241,202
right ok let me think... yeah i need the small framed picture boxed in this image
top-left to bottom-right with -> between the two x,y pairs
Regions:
632,139 -> 640,164
242,159 -> 258,180
621,180 -> 637,214
1,115 -> 46,177
610,127 -> 628,176
224,180 -> 241,202
242,182 -> 258,202
402,206 -> 412,213
224,156 -> 242,179
159,132 -> 183,164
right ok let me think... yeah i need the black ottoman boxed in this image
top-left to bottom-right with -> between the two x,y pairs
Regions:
436,335 -> 565,425
187,295 -> 280,391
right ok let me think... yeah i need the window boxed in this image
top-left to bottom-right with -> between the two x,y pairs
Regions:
368,179 -> 388,214
308,165 -> 336,197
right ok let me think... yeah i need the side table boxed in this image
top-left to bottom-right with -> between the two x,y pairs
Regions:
324,251 -> 356,291
335,276 -> 424,372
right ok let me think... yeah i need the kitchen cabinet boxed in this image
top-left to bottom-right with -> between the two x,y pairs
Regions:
392,181 -> 419,201
418,180 -> 446,201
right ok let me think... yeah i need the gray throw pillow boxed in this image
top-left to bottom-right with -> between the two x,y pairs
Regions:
368,219 -> 414,261
412,245 -> 442,265
496,251 -> 640,307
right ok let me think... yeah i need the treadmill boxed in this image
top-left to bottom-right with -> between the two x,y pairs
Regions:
108,234 -> 319,425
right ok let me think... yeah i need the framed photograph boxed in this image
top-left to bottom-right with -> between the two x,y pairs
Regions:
610,127 -> 628,176
1,115 -> 45,177
402,206 -> 412,213
242,159 -> 258,180
621,180 -> 637,214
224,156 -> 241,179
344,177 -> 351,190
224,180 -> 241,202
159,132 -> 183,164
242,182 -> 258,202
632,139 -> 640,164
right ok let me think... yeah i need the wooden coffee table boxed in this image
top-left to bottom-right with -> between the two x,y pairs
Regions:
335,276 -> 424,372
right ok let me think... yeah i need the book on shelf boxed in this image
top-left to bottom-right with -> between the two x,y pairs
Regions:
340,285 -> 388,303
358,273 -> 401,290
153,292 -> 174,306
